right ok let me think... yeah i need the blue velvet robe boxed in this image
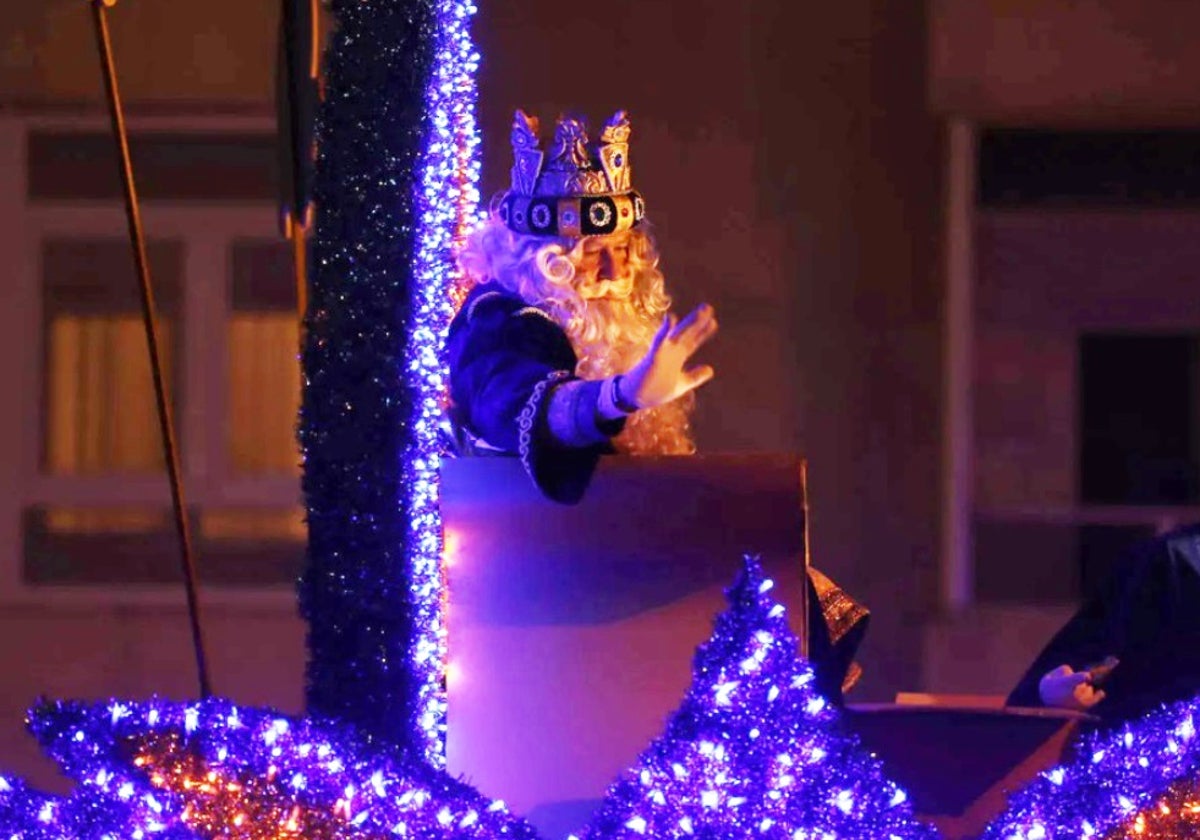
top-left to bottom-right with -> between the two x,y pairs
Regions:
446,281 -> 625,503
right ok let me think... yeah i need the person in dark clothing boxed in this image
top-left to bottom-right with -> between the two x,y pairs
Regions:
445,108 -> 869,703
447,109 -> 716,502
1008,523 -> 1200,723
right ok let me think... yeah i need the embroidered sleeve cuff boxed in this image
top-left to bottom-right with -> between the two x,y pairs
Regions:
546,378 -> 625,447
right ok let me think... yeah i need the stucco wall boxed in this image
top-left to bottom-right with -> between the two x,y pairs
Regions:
930,0 -> 1200,123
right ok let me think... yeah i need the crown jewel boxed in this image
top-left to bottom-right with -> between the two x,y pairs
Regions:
497,109 -> 645,238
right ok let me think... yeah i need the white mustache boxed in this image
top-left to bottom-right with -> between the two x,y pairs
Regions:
577,273 -> 634,299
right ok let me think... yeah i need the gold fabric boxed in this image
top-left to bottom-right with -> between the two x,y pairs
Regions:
808,566 -> 870,693
809,567 -> 870,645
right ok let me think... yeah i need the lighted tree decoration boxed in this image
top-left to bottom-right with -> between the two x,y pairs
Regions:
8,557 -> 1200,839
23,696 -> 539,840
0,772 -> 194,840
298,0 -> 480,765
980,696 -> 1200,840
578,557 -> 937,840
1102,777 -> 1200,839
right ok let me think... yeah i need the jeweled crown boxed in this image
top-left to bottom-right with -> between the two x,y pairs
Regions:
496,109 -> 645,238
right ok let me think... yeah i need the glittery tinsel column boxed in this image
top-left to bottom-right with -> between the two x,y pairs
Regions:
298,0 -> 439,756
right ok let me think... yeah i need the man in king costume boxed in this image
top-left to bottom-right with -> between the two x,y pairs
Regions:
446,109 -> 868,703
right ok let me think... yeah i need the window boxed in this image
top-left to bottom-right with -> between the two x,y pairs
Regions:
25,239 -> 182,579
200,238 -> 306,560
968,127 -> 1200,604
12,112 -> 305,594
225,239 -> 302,479
40,239 -> 182,477
978,129 -> 1200,209
1079,333 -> 1199,506
1076,333 -> 1199,597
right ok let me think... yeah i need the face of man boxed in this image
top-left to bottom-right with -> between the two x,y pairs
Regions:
571,233 -> 633,300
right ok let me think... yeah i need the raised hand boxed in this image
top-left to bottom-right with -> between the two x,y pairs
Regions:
621,303 -> 718,410
1038,664 -> 1106,711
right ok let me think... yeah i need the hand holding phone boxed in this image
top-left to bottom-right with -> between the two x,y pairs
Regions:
1085,655 -> 1120,686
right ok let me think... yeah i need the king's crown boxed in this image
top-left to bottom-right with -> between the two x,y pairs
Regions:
497,109 -> 645,238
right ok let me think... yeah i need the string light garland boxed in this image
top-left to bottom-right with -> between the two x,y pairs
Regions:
23,697 -> 538,840
406,0 -> 481,766
5,562 -> 1200,838
981,695 -> 1200,840
298,0 -> 480,760
0,771 -> 194,840
578,557 -> 937,840
1102,778 -> 1200,839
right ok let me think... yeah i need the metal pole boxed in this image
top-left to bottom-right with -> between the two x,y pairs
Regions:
941,118 -> 977,613
89,0 -> 212,698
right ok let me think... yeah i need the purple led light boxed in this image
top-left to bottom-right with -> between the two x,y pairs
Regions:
20,696 -> 536,839
578,557 -> 938,840
407,0 -> 482,767
982,697 -> 1200,839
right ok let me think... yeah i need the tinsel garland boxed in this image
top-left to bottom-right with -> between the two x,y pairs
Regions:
577,556 -> 938,840
21,696 -> 538,840
0,771 -> 194,840
1102,777 -> 1200,839
981,695 -> 1200,839
4,569 -> 1200,837
297,0 -> 441,755
405,0 -> 481,765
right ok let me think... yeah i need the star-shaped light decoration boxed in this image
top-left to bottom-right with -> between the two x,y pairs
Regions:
12,557 -> 1200,840
1101,776 -> 1200,839
981,696 -> 1200,840
0,769 -> 198,839
25,696 -> 539,840
578,556 -> 938,840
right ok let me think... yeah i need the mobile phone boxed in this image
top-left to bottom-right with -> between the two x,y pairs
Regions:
1085,655 -> 1120,686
